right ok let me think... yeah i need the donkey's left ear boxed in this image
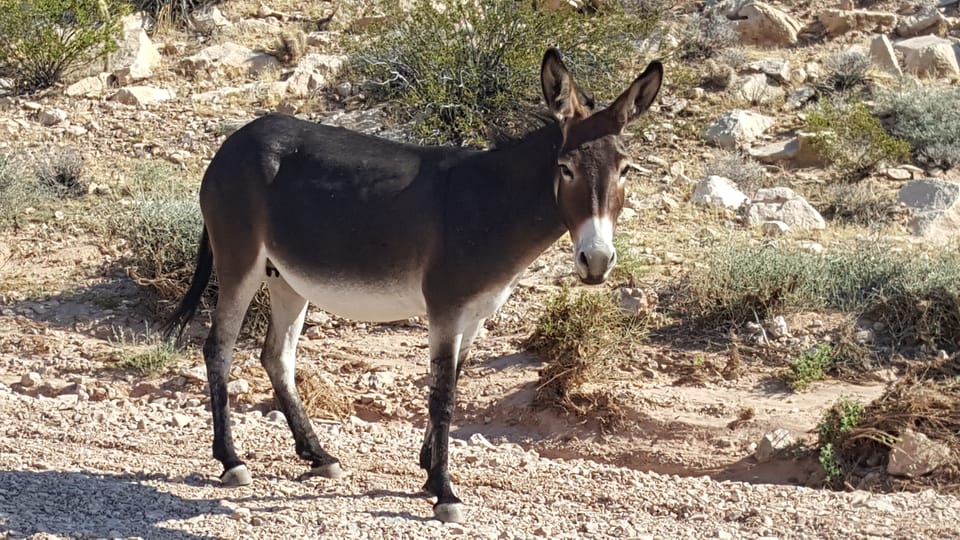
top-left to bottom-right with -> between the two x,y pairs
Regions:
606,60 -> 663,130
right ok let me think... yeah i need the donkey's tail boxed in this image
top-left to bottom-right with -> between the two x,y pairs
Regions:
161,226 -> 213,341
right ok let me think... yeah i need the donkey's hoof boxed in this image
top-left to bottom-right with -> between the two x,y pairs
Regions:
433,502 -> 466,523
220,464 -> 252,487
305,462 -> 343,480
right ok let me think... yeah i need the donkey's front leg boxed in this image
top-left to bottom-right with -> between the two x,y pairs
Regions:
422,323 -> 466,523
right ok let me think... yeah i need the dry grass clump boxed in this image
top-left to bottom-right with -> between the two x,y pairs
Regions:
270,29 -> 307,65
824,356 -> 960,492
524,288 -> 646,427
861,288 -> 960,353
285,364 -> 353,421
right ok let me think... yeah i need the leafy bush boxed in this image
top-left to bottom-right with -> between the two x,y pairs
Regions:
680,244 -> 960,325
677,12 -> 738,61
823,50 -> 871,91
703,150 -> 768,194
0,0 -> 126,93
806,100 -> 911,180
877,85 -> 960,169
784,343 -> 834,391
346,0 -> 656,145
816,396 -> 864,482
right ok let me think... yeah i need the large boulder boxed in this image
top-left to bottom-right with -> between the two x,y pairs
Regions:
897,179 -> 960,241
893,35 -> 960,78
887,429 -> 952,478
737,2 -> 803,47
286,54 -> 347,97
110,14 -> 162,85
704,110 -> 775,149
179,42 -> 279,78
869,34 -> 902,76
745,187 -> 825,230
819,9 -> 898,37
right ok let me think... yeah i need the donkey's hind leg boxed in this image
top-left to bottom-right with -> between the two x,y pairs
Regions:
204,268 -> 262,487
261,275 -> 342,479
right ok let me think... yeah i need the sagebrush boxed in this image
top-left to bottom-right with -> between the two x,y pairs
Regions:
877,84 -> 960,169
346,0 -> 657,145
703,150 -> 768,194
0,0 -> 126,92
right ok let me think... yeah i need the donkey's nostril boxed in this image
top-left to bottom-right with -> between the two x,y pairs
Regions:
578,251 -> 589,267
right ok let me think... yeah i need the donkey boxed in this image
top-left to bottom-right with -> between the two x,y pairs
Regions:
163,48 -> 662,523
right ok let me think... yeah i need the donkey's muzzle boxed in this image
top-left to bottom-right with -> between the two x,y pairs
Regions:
576,246 -> 616,285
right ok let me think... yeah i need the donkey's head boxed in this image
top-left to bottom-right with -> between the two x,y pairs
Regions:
541,49 -> 663,285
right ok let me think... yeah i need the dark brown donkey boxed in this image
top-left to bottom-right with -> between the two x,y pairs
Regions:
163,48 -> 662,523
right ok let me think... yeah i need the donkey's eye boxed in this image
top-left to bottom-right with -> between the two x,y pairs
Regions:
558,164 -> 574,180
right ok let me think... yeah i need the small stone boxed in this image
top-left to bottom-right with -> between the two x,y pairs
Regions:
231,507 -> 252,521
21,372 -> 41,387
885,168 -> 912,181
37,108 -> 68,126
171,413 -> 192,428
755,428 -> 794,462
887,428 -> 952,478
266,410 -> 286,424
760,220 -> 789,237
469,433 -> 496,449
227,379 -> 250,396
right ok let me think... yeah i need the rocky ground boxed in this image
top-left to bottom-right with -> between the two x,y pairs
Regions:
1,0 -> 960,538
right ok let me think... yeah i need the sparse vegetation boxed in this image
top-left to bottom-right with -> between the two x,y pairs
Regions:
0,0 -> 126,93
816,396 -> 865,482
271,29 -> 307,65
703,150 -> 768,194
525,287 -> 646,427
806,99 -> 911,180
823,51 -> 871,92
677,12 -> 738,61
112,326 -> 183,374
346,0 -> 657,145
819,179 -> 898,225
132,0 -> 222,31
877,84 -> 960,169
681,244 -> 960,325
35,148 -> 86,197
784,343 -> 834,391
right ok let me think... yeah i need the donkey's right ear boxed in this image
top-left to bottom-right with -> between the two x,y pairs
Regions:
541,48 -> 586,122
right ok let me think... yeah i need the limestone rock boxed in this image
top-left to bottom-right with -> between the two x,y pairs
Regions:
897,9 -> 947,38
748,132 -> 828,167
111,14 -> 162,85
704,110 -> 775,149
784,86 -> 816,110
755,428 -> 794,463
692,176 -> 749,209
745,187 -> 826,230
734,73 -> 785,105
615,287 -> 658,317
737,2 -> 802,47
37,108 -> 67,126
745,58 -> 791,84
109,86 -> 175,106
869,34 -> 902,76
179,42 -> 279,78
887,429 -> 952,478
897,179 -> 960,240
65,76 -> 105,98
819,9 -> 898,37
760,220 -> 790,236
893,35 -> 960,78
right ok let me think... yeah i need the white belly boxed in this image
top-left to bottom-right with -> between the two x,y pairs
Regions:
268,256 -> 427,322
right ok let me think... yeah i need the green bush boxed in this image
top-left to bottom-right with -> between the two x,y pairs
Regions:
0,0 -> 126,93
877,85 -> 960,169
784,343 -> 834,391
346,0 -> 657,145
681,244 -> 960,324
806,100 -> 911,180
816,396 -> 864,482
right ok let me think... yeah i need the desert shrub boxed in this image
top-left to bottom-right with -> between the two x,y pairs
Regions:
862,288 -> 960,352
817,396 -> 865,482
823,50 -> 871,91
784,343 -> 834,391
270,29 -> 307,65
525,288 -> 646,426
680,244 -> 960,325
131,0 -> 221,30
806,99 -> 911,180
0,0 -> 126,93
677,12 -> 738,61
111,325 -> 183,374
346,0 -> 656,145
819,178 -> 898,225
703,150 -> 768,194
35,148 -> 86,197
0,153 -> 40,220
877,85 -> 960,169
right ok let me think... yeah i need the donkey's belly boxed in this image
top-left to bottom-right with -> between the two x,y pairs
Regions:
269,256 -> 427,322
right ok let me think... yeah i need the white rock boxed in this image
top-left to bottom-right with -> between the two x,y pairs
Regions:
65,76 -> 105,97
748,132 -> 827,167
110,86 -> 175,106
692,176 -> 749,209
37,108 -> 68,126
819,9 -> 898,37
896,9 -> 946,38
745,187 -> 826,230
266,410 -> 286,424
21,372 -> 41,387
171,413 -> 192,428
111,14 -> 162,85
745,58 -> 791,83
887,428 -> 952,478
755,428 -> 794,462
893,35 -> 960,78
869,34 -> 902,76
737,2 -> 802,47
227,379 -> 250,396
704,110 -> 775,149
734,73 -> 785,105
179,42 -> 279,78
897,179 -> 960,241
469,433 -> 496,450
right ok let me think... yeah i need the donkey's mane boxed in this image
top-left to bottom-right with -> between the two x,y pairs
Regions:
488,111 -> 560,150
